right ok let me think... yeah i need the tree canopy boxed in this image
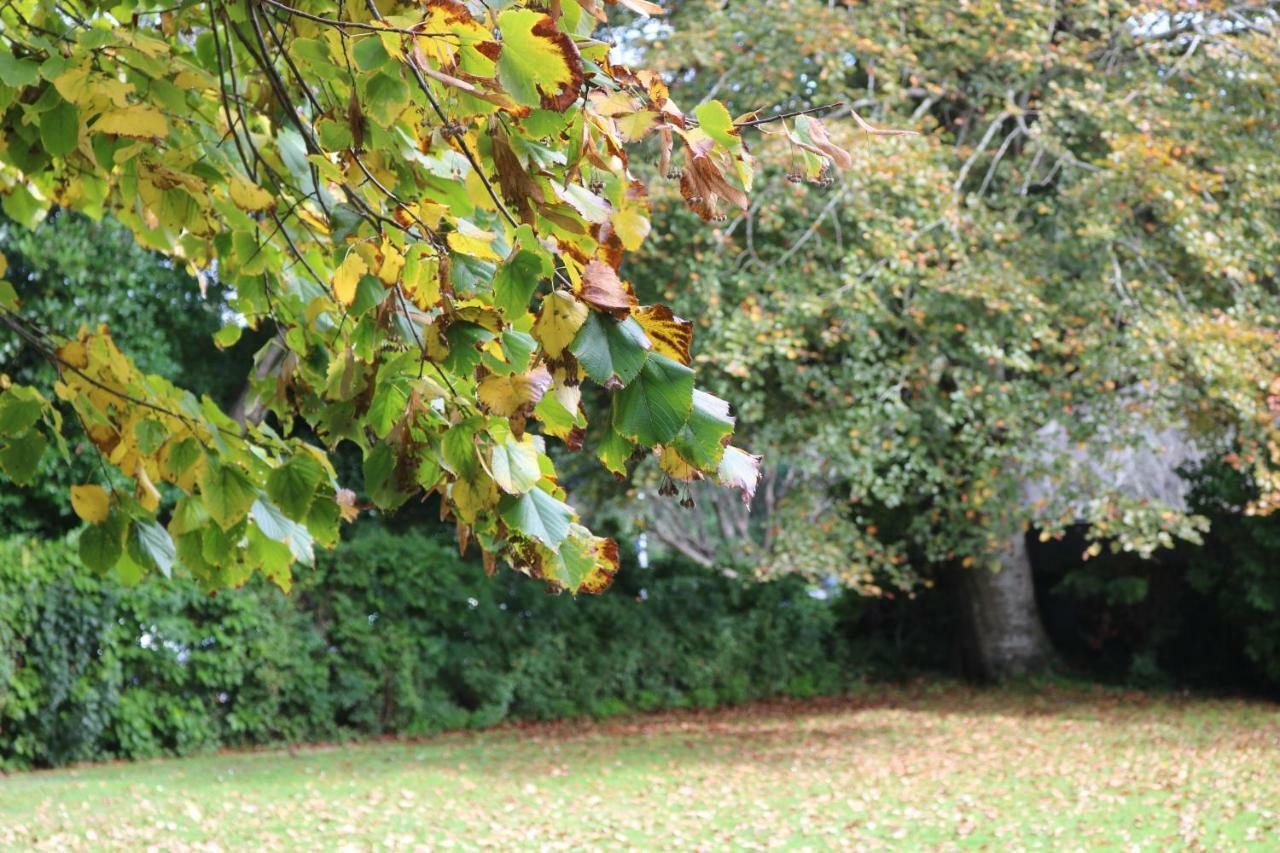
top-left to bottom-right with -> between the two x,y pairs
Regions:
621,0 -> 1280,589
0,0 -> 884,592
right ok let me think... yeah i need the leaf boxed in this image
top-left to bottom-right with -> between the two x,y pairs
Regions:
496,9 -> 584,112
556,524 -> 620,593
267,455 -> 325,521
133,518 -> 176,578
79,511 -> 125,574
633,305 -> 693,364
365,72 -> 410,127
478,367 -> 552,416
615,0 -> 665,16
71,484 -> 111,524
490,432 -> 541,494
39,100 -> 80,158
334,253 -> 368,305
500,486 -> 574,550
493,250 -> 544,318
229,177 -> 275,211
251,498 -> 315,565
0,387 -> 44,437
0,429 -> 47,485
0,53 -> 39,87
794,115 -> 852,170
612,353 -> 694,446
694,100 -> 742,153
570,313 -> 650,388
580,260 -> 635,318
597,426 -> 634,476
91,105 -> 169,139
716,445 -> 762,504
672,389 -> 735,470
613,205 -> 651,251
200,460 -> 258,530
533,291 -> 589,358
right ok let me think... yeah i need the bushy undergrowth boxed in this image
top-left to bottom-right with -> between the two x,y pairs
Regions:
0,528 -> 855,769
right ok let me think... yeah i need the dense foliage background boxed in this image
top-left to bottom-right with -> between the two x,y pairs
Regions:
0,527 -> 853,770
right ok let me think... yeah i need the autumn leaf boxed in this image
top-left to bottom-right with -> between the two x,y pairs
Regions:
333,253 -> 369,306
579,260 -> 636,319
496,9 -> 584,112
70,484 -> 111,524
533,291 -> 589,358
91,105 -> 169,139
633,305 -> 693,364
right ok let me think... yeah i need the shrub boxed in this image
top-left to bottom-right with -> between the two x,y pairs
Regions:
0,527 -> 858,769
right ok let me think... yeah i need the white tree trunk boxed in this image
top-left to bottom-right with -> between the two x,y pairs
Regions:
960,532 -> 1055,680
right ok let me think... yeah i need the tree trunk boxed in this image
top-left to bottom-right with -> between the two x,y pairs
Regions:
958,531 -> 1055,681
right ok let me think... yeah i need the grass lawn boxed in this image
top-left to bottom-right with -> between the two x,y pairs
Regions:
1,682 -> 1278,850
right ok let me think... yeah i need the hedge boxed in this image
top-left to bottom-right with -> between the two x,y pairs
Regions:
0,528 -> 857,769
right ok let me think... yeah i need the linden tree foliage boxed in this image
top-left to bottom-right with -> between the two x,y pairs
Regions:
0,0 -> 862,592
622,0 -> 1280,589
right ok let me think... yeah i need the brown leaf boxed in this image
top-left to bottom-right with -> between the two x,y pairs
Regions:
804,118 -> 852,170
491,127 -> 544,224
579,260 -> 635,319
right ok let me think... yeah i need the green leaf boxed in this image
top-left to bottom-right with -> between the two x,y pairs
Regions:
251,498 -> 315,565
133,418 -> 169,455
200,460 -> 258,530
493,250 -> 544,318
596,426 -> 634,476
366,379 -> 409,439
266,455 -> 324,521
39,99 -> 79,158
0,429 -> 47,485
570,313 -> 650,387
0,53 -> 39,88
352,35 -> 389,71
132,518 -> 176,578
499,486 -> 574,550
365,72 -> 409,127
694,100 -> 741,153
363,442 -> 409,509
2,183 -> 42,229
611,354 -> 695,447
671,390 -> 734,470
0,387 -> 44,437
79,512 -> 125,574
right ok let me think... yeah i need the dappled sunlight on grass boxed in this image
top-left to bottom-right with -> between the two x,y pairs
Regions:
2,682 -> 1278,849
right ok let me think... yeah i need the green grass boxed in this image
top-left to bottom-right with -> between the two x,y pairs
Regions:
2,682 -> 1278,849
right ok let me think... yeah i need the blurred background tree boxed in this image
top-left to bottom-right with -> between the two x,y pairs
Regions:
602,0 -> 1280,678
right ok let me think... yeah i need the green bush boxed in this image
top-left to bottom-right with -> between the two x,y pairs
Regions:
0,528 -> 858,769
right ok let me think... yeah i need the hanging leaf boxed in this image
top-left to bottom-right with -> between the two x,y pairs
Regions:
612,353 -> 694,446
571,312 -> 651,388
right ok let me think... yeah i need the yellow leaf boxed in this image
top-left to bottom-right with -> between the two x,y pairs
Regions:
533,291 -> 588,358
613,206 -> 651,251
135,464 -> 161,512
478,367 -> 552,416
91,105 -> 169,139
70,484 -> 110,524
229,178 -> 275,212
378,242 -> 405,285
447,227 -> 502,262
333,253 -> 368,305
633,304 -> 693,364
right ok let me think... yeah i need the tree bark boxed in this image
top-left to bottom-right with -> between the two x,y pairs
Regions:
958,531 -> 1055,681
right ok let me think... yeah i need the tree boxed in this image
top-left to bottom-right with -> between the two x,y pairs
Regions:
0,0 -> 875,593
619,0 -> 1280,677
